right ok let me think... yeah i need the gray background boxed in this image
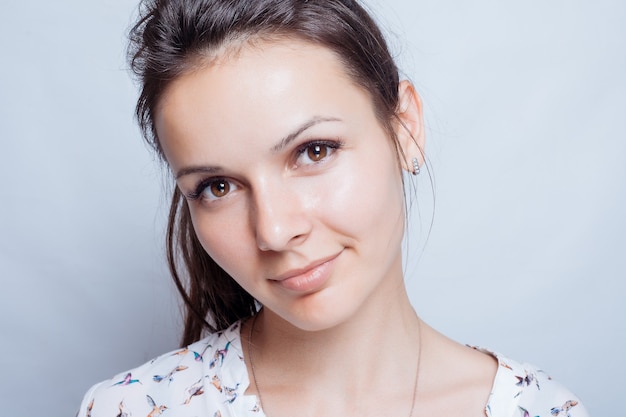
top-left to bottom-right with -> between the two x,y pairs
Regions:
1,0 -> 623,415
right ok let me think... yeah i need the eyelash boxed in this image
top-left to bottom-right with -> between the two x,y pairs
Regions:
186,139 -> 344,202
186,177 -> 232,201
294,139 -> 344,166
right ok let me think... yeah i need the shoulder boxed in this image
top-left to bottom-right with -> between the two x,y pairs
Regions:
77,321 -> 257,417
478,349 -> 590,417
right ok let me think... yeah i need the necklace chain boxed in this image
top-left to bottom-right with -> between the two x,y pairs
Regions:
247,312 -> 422,417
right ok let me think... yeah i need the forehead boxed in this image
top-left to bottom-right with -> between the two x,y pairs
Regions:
158,39 -> 350,119
154,39 -> 376,163
160,37 -> 355,108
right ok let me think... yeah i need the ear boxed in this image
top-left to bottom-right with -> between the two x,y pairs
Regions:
395,80 -> 425,174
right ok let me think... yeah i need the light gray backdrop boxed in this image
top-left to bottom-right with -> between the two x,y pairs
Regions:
1,0 -> 623,415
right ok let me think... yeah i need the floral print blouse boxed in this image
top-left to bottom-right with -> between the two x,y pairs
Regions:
77,321 -> 589,417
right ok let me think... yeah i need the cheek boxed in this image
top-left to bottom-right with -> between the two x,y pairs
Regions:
188,205 -> 256,279
313,145 -> 405,241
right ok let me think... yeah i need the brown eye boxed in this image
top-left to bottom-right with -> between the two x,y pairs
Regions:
193,178 -> 239,202
307,144 -> 328,162
295,140 -> 343,167
210,180 -> 230,198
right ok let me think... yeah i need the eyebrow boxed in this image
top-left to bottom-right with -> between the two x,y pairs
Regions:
175,165 -> 222,180
271,116 -> 342,153
175,116 -> 342,179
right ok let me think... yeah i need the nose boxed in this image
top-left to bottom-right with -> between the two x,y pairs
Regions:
251,181 -> 312,252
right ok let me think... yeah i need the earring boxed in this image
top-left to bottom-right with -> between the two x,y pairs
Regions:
412,157 -> 420,175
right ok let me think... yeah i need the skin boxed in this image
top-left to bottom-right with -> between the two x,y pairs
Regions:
156,39 -> 496,417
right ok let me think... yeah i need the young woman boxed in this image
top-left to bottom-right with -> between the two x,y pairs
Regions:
78,1 -> 589,416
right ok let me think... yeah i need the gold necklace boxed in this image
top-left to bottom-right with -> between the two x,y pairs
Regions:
247,313 -> 422,416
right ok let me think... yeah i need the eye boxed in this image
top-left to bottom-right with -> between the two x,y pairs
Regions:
207,179 -> 231,198
306,144 -> 328,161
187,178 -> 239,202
295,140 -> 343,166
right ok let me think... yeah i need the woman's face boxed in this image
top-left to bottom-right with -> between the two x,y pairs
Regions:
155,39 -> 420,331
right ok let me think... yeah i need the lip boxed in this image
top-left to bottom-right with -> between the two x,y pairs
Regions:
270,251 -> 342,293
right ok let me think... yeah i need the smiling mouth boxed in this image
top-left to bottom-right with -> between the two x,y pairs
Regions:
270,252 -> 342,292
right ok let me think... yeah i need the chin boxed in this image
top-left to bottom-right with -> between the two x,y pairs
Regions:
267,291 -> 362,333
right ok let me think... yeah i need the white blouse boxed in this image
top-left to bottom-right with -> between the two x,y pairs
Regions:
78,321 -> 589,417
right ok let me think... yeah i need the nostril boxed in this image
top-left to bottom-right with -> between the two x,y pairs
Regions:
254,209 -> 311,252
251,184 -> 312,252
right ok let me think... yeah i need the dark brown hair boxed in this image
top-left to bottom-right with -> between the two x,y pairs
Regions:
128,0 -> 404,345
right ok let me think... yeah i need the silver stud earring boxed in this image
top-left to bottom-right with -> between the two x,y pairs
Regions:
412,157 -> 420,175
